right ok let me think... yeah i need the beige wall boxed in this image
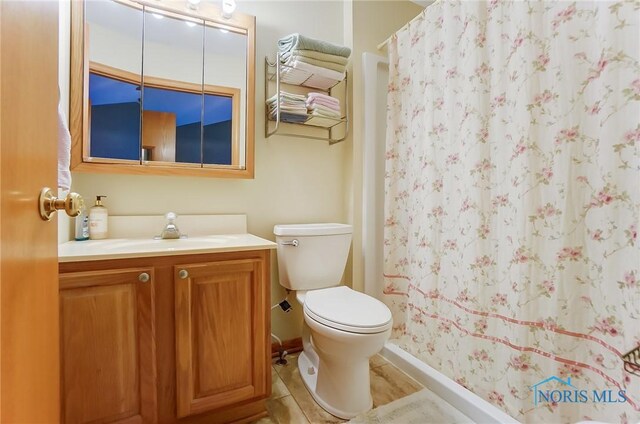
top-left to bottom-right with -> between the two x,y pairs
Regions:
60,0 -> 422,342
345,0 -> 423,293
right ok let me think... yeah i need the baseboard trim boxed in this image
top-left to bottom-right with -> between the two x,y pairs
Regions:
380,342 -> 521,424
271,337 -> 303,358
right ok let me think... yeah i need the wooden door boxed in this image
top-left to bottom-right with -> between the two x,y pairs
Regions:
174,259 -> 269,418
59,268 -> 157,424
0,1 -> 60,422
142,111 -> 176,162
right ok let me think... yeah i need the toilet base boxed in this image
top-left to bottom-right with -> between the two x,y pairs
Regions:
298,350 -> 373,420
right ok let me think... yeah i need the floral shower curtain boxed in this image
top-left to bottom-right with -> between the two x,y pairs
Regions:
382,1 -> 639,423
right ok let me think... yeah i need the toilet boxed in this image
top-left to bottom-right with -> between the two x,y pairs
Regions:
273,223 -> 392,419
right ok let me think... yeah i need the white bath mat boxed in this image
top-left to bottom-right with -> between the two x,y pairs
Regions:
348,389 -> 474,424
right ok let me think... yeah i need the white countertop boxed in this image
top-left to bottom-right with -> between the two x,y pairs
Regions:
59,234 -> 277,263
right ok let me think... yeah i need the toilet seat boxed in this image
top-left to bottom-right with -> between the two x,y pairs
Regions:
303,286 -> 392,334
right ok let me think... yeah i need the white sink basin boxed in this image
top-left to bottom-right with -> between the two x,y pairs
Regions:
59,234 -> 276,262
99,237 -> 228,251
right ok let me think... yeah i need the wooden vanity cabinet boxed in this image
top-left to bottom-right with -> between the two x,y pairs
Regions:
174,259 -> 269,418
59,250 -> 271,424
59,267 -> 157,424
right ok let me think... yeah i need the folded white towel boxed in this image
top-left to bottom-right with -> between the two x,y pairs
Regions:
282,59 -> 344,80
283,54 -> 346,73
268,100 -> 305,109
267,92 -> 307,104
269,104 -> 308,114
307,92 -> 340,103
308,104 -> 341,118
58,101 -> 72,191
280,60 -> 344,90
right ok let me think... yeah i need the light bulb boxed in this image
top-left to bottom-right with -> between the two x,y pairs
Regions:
152,13 -> 164,19
186,21 -> 197,27
222,0 -> 236,19
220,29 -> 229,33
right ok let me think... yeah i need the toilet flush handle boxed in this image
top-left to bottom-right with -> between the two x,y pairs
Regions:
280,239 -> 299,247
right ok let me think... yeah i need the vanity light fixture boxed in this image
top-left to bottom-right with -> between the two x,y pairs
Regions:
187,0 -> 201,10
222,0 -> 236,19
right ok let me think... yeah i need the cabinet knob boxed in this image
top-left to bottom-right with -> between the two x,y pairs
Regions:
178,269 -> 189,279
138,272 -> 150,283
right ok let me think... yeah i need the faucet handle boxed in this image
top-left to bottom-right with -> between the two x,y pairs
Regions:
165,212 -> 177,222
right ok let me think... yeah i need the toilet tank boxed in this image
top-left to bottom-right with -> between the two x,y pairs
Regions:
274,223 -> 352,291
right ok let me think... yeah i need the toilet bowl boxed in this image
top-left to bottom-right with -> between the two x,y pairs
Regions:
273,224 -> 392,419
299,287 -> 392,418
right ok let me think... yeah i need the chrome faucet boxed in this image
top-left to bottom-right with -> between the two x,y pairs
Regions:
160,212 -> 183,239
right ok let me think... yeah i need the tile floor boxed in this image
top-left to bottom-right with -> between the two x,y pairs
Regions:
254,352 -> 424,424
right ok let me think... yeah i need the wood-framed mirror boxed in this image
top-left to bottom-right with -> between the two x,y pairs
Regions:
70,0 -> 255,178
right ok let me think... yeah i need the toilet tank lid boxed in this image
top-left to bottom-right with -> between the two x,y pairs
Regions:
274,223 -> 353,236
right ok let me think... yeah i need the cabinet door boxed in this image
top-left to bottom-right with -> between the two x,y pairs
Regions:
174,258 -> 268,418
60,268 -> 157,424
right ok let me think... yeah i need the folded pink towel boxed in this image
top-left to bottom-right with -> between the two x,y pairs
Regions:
307,92 -> 340,105
58,101 -> 72,191
306,97 -> 341,111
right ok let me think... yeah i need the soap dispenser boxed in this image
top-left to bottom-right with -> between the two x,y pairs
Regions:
74,202 -> 90,241
89,195 -> 108,240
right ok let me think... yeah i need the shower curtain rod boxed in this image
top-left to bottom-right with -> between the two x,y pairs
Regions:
376,0 -> 439,51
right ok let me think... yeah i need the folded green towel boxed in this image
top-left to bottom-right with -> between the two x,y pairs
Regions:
281,49 -> 350,66
278,33 -> 351,58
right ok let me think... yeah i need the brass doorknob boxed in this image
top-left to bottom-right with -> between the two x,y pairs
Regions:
38,187 -> 84,221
